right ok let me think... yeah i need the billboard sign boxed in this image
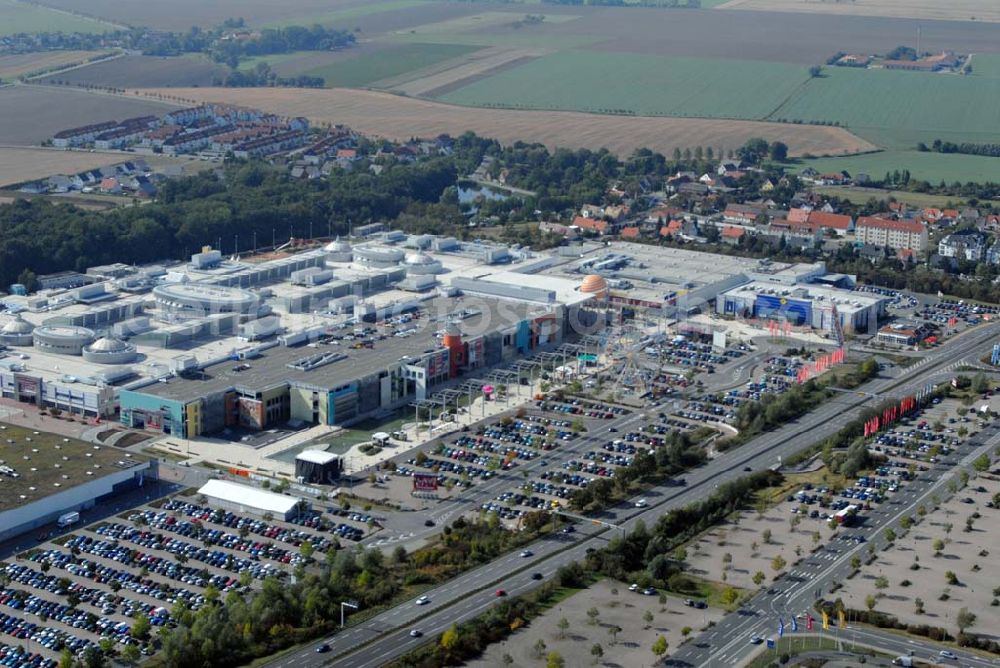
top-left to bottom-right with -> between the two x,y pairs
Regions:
413,474 -> 438,492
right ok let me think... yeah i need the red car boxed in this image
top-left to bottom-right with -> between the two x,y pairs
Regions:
495,589 -> 507,597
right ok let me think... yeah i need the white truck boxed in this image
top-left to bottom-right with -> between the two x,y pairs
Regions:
891,656 -> 913,667
57,511 -> 79,528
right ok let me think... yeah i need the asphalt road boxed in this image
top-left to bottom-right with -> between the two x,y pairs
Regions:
268,322 -> 1000,668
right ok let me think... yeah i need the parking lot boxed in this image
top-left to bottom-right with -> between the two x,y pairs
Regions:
0,495 -> 374,665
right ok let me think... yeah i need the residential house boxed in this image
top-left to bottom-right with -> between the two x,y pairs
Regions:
807,211 -> 854,236
52,120 -> 119,147
938,230 -> 986,261
232,130 -> 306,159
723,203 -> 764,225
572,216 -> 610,236
720,225 -> 746,245
787,207 -> 812,223
45,174 -> 75,193
883,51 -> 960,72
18,181 -> 47,194
855,217 -> 928,252
619,226 -> 641,240
659,220 -> 684,238
665,172 -> 695,193
99,177 -> 122,194
986,241 -> 1000,265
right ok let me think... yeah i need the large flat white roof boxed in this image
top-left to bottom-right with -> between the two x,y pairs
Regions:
198,479 -> 301,514
295,449 -> 339,465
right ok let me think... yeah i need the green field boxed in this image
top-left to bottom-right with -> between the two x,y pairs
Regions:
263,0 -> 429,28
770,67 -> 1000,148
0,0 -> 110,35
303,42 -> 478,88
795,150 -> 1000,184
438,51 -> 810,119
970,53 -> 1000,79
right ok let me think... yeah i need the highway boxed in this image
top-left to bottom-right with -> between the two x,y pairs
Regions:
264,322 -> 1000,668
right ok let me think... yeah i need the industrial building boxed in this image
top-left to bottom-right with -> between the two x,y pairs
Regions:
0,431 -> 153,542
197,479 -> 305,520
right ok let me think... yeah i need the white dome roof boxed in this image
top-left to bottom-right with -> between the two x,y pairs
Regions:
88,337 -> 129,353
405,252 -> 433,265
324,237 -> 352,252
2,317 -> 33,334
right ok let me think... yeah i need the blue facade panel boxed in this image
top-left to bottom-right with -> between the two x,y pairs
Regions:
754,295 -> 811,325
119,389 -> 186,436
516,321 -> 531,353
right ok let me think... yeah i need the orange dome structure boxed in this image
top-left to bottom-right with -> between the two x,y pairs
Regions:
580,274 -> 609,299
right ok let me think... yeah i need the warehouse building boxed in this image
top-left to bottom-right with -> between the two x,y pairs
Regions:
197,479 -> 305,520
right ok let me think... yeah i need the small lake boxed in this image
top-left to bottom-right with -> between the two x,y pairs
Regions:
458,184 -> 509,204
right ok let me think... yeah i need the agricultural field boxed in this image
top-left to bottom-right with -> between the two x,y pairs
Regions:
0,148 -> 128,188
438,51 -> 810,119
301,42 -> 478,88
769,67 -> 1000,148
0,50 -> 111,80
41,54 -> 229,88
795,150 -> 1000,185
372,45 -> 547,97
717,0 -> 1000,23
0,85 -> 178,146
261,0 -> 429,28
410,7 -> 1000,64
36,0 -> 466,31
134,86 -> 876,158
0,0 -> 113,35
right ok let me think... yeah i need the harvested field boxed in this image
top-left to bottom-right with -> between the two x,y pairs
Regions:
134,87 -> 877,157
717,0 -> 1000,23
380,45 -> 549,97
0,147 -> 128,187
0,0 -> 111,35
0,149 -> 200,188
41,54 -> 229,88
0,50 -> 109,80
0,85 -> 178,146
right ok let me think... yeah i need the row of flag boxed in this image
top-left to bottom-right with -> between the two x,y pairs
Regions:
776,609 -> 847,638
862,390 -> 931,438
795,347 -> 846,384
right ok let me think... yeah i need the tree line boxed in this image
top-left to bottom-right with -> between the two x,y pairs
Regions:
144,512 -> 552,667
918,139 -> 1000,159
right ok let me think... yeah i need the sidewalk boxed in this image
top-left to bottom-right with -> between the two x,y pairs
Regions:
341,378 -> 546,474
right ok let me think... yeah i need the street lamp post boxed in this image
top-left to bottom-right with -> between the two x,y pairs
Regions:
340,600 -> 359,628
